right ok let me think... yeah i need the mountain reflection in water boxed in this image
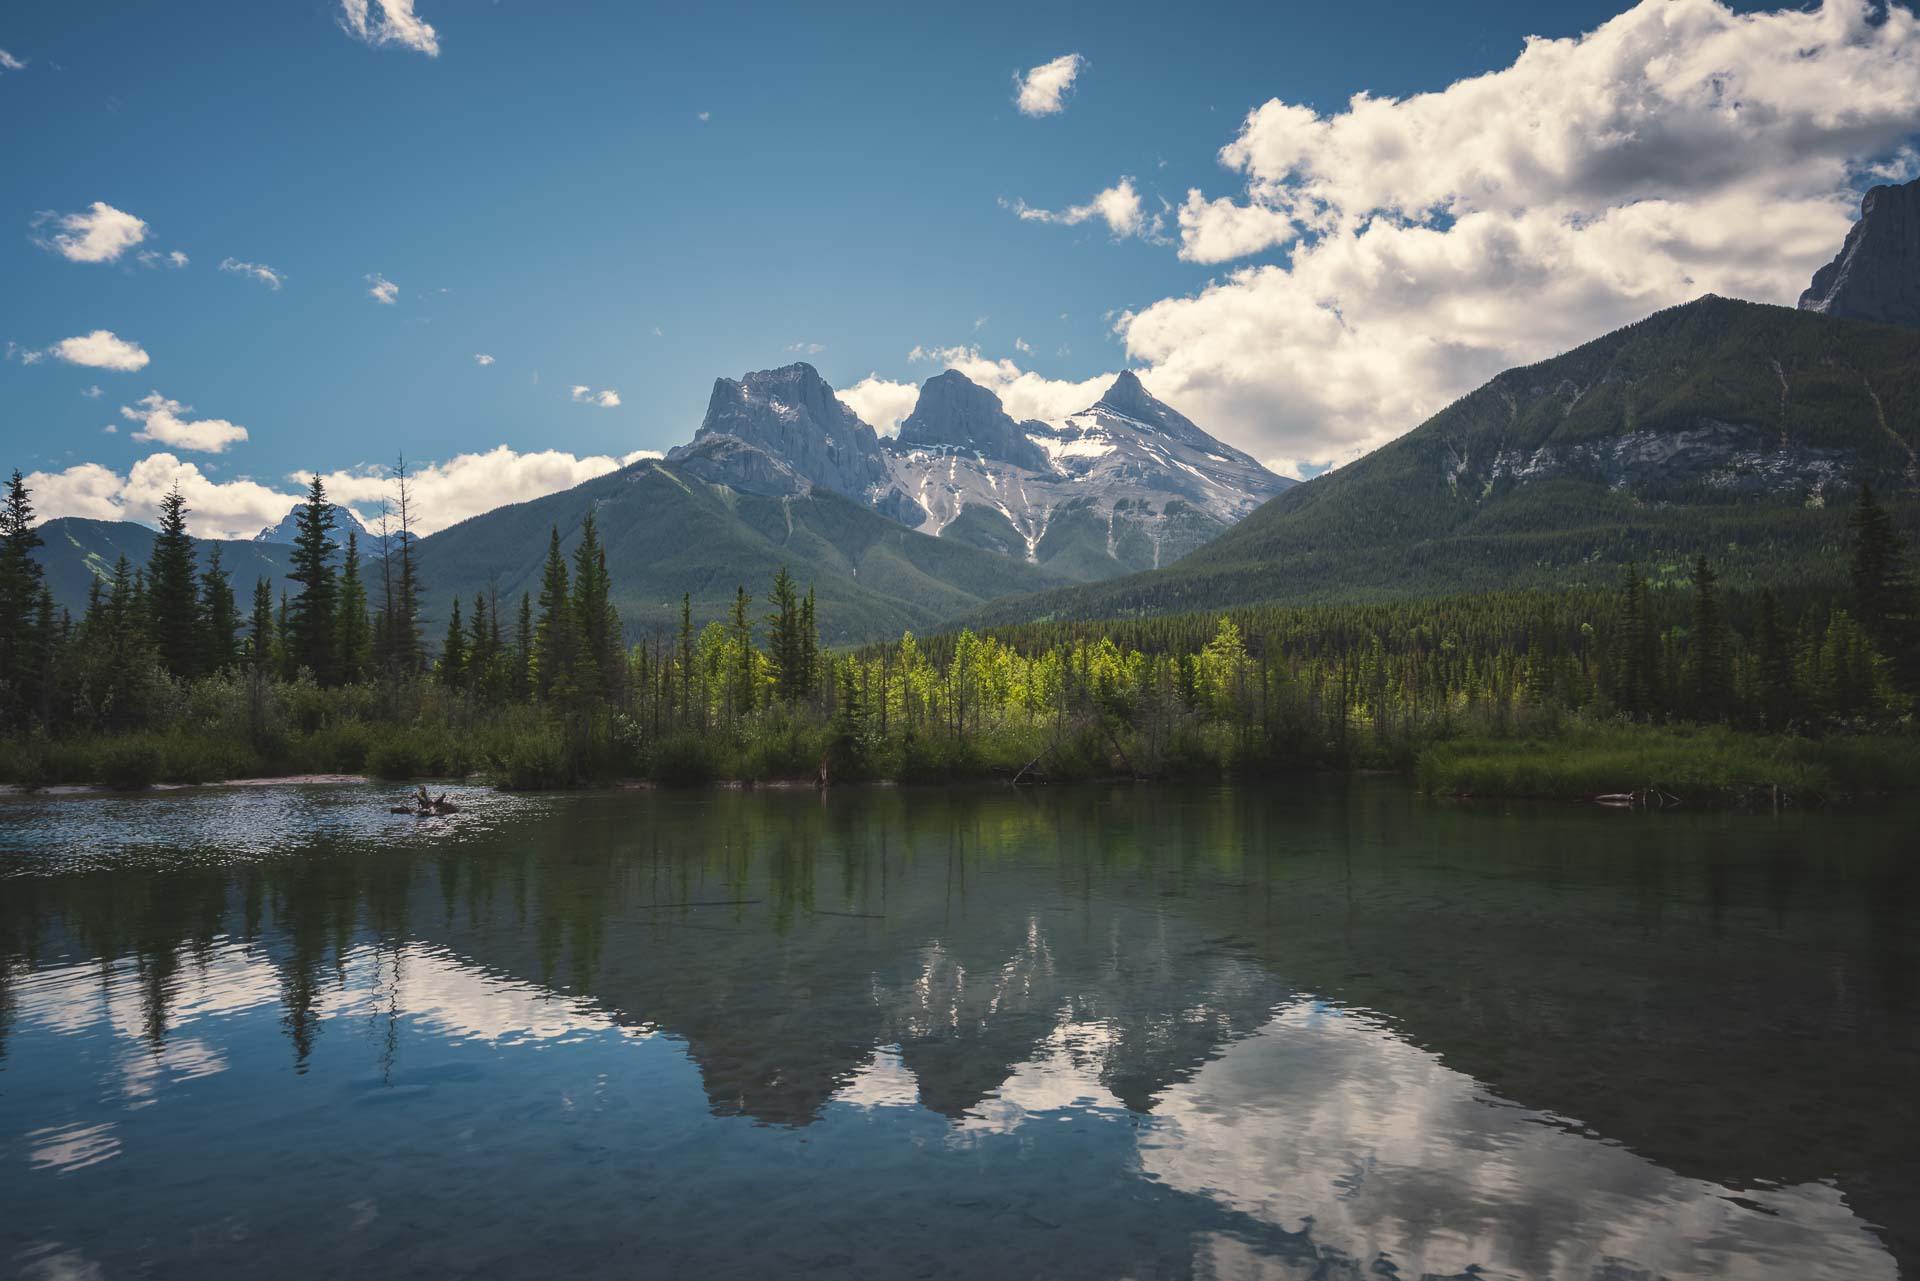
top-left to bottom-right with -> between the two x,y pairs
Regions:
1,781 -> 1914,1280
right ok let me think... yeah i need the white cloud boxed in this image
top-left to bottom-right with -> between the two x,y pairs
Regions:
569,385 -> 620,408
219,257 -> 285,289
81,385 -> 103,399
339,0 -> 440,56
0,48 -> 26,73
785,341 -> 826,355
1013,337 -> 1033,355
1005,178 -> 1157,240
841,345 -> 1116,431
26,455 -> 300,540
309,446 -> 664,536
1014,53 -> 1085,117
170,250 -> 189,268
366,272 -> 399,304
36,202 -> 149,264
836,375 -> 922,437
48,330 -> 150,372
473,353 -> 494,365
31,446 -> 670,540
993,0 -> 1920,474
697,111 -> 711,123
121,392 -> 249,454
136,249 -> 190,269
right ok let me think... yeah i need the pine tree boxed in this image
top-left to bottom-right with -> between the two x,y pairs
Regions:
570,510 -> 619,703
1686,556 -> 1732,722
249,578 -> 275,673
439,596 -> 467,689
1613,563 -> 1654,719
286,475 -> 340,682
1848,484 -> 1917,688
532,527 -> 578,703
467,591 -> 495,701
730,585 -> 755,717
335,531 -> 371,684
374,455 -> 423,677
677,593 -> 694,723
801,585 -> 818,702
145,485 -> 200,679
766,566 -> 801,703
514,591 -> 534,703
1754,589 -> 1793,732
196,545 -> 241,674
0,470 -> 48,726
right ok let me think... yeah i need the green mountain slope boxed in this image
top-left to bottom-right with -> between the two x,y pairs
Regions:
969,297 -> 1920,627
413,460 -> 1071,645
32,518 -> 302,618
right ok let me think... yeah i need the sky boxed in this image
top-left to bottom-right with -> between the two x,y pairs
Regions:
4,0 -> 1918,538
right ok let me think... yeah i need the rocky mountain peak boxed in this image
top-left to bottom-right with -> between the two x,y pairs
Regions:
671,362 -> 889,498
253,502 -> 368,545
892,370 -> 1050,471
1799,177 -> 1920,328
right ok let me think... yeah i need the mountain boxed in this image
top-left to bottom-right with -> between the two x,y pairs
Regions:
411,457 -> 1071,646
970,296 -> 1920,627
880,368 -> 1291,579
32,518 -> 302,617
254,502 -> 368,545
1800,176 -> 1920,328
668,360 -> 1288,581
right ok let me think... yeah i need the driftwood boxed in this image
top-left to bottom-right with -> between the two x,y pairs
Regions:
393,785 -> 459,817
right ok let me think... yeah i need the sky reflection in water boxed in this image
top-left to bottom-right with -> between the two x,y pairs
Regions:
1,781 -> 1914,1280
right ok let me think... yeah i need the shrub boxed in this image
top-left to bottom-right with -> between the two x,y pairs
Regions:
98,737 -> 162,789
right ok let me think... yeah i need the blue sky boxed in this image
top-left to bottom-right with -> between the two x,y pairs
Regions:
4,0 -> 1915,535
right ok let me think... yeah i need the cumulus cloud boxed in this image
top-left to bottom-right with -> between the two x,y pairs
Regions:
841,346 -> 1117,436
137,249 -> 190,269
339,0 -> 440,56
30,446 -> 668,540
366,272 -> 399,304
1005,178 -> 1157,240
309,446 -> 663,535
836,376 -> 923,437
35,202 -> 149,263
219,257 -> 285,289
1014,53 -> 1085,117
81,385 -> 103,399
569,385 -> 620,408
48,330 -> 150,372
121,392 -> 249,454
995,0 -> 1920,476
473,353 -> 495,365
0,48 -> 26,73
26,455 -> 301,540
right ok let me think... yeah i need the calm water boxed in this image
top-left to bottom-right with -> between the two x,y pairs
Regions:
0,782 -> 1915,1281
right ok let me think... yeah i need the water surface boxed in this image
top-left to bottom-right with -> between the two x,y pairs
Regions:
2,782 -> 1915,1280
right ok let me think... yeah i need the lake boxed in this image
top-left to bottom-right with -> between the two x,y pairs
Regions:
1,781 -> 1915,1280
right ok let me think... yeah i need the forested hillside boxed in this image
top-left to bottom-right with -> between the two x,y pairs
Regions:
971,297 -> 1920,626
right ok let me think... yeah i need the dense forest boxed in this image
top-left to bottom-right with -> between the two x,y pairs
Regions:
1,467 -> 1916,799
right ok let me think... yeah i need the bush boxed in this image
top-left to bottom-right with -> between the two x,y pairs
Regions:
98,737 -> 162,789
365,734 -> 427,780
494,731 -> 573,790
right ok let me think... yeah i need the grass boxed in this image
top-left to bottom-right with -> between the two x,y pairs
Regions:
1415,726 -> 1920,803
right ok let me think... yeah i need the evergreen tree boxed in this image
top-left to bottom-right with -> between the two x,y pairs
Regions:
532,527 -> 579,702
730,585 -> 755,716
1613,563 -> 1654,719
766,566 -> 802,703
145,485 -> 200,679
0,470 -> 48,725
801,584 -> 819,701
1848,484 -> 1917,687
335,531 -> 371,683
286,475 -> 340,682
439,596 -> 467,689
374,455 -> 423,676
514,591 -> 534,703
677,593 -> 695,723
1686,556 -> 1733,721
196,545 -> 241,674
1754,589 -> 1793,732
249,578 -> 275,673
571,510 -> 620,702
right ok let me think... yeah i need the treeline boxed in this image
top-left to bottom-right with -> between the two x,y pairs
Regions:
1,467 -> 1916,792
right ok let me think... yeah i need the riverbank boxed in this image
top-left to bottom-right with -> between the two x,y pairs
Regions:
3,723 -> 1914,806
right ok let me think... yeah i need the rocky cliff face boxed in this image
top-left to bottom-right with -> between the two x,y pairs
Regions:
669,363 -> 891,499
893,370 -> 1052,471
1799,177 -> 1920,328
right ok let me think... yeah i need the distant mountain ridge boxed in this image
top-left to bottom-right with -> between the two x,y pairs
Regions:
254,502 -> 367,545
969,296 -> 1920,627
1800,175 -> 1920,329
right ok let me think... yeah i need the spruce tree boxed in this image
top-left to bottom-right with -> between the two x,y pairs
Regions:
249,578 -> 275,673
440,596 -> 467,689
677,593 -> 694,722
336,530 -> 371,684
730,585 -> 755,716
532,527 -> 578,703
1686,556 -> 1732,722
196,545 -> 241,674
514,591 -> 534,703
145,485 -> 200,679
570,511 -> 618,702
1848,484 -> 1917,688
286,476 -> 339,682
766,566 -> 800,703
0,470 -> 48,725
